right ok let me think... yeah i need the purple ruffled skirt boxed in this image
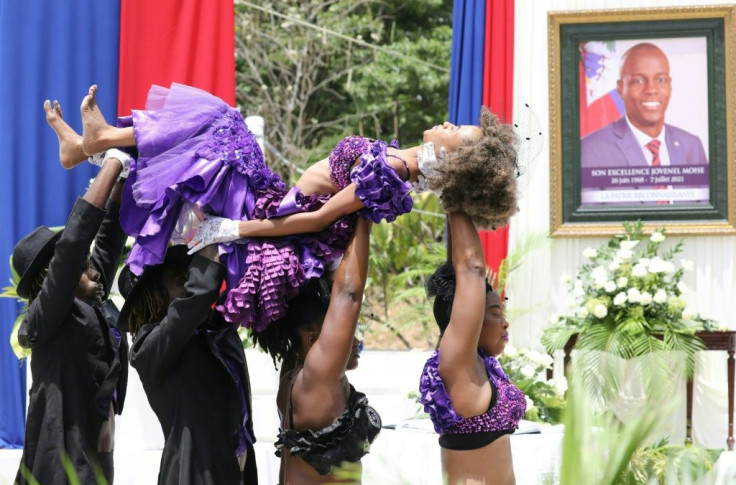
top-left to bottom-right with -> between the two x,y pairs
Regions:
120,83 -> 282,276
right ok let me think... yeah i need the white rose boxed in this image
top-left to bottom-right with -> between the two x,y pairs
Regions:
520,364 -> 536,379
616,248 -> 634,261
554,378 -> 568,396
616,277 -> 628,288
604,281 -> 617,292
662,262 -> 676,275
680,259 -> 694,272
591,266 -> 607,280
653,289 -> 668,304
594,277 -> 607,289
583,247 -> 598,259
650,231 -> 665,243
504,344 -> 518,358
682,307 -> 695,321
525,395 -> 536,409
549,315 -> 560,325
677,282 -> 690,294
648,257 -> 665,274
528,350 -> 544,364
620,240 -> 640,251
639,257 -> 651,267
576,306 -> 589,318
608,259 -> 621,271
593,304 -> 608,318
640,292 -> 653,305
573,280 -> 585,298
613,292 -> 628,306
668,296 -> 686,311
540,353 -> 554,368
632,263 -> 648,278
560,274 -> 571,284
626,288 -> 641,303
566,297 -> 577,309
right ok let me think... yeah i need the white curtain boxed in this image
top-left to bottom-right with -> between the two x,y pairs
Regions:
509,0 -> 736,449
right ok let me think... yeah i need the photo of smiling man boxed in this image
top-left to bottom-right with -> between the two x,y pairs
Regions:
579,39 -> 710,206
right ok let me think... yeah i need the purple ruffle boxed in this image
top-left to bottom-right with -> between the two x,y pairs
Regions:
351,140 -> 413,223
419,349 -> 520,434
218,186 -> 355,331
119,83 -> 275,275
419,351 -> 462,433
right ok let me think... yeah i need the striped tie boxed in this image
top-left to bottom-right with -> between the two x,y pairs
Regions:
645,139 -> 668,204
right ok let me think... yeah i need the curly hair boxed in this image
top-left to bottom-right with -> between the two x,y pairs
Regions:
426,261 -> 494,335
253,278 -> 332,371
426,107 -> 519,230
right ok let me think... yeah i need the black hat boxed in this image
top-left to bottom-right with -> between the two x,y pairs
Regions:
118,245 -> 193,333
13,227 -> 63,299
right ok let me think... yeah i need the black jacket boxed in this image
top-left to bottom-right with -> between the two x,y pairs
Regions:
15,198 -> 129,485
130,255 -> 257,485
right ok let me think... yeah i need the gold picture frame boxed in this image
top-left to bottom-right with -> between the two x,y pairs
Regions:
548,6 -> 736,236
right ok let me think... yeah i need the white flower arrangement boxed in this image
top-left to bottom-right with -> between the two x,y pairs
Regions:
542,221 -> 716,376
498,344 -> 565,424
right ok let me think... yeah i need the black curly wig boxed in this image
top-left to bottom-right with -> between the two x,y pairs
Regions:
426,107 -> 519,230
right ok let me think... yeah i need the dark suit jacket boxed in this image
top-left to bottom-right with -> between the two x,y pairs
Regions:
16,198 -> 128,485
581,117 -> 708,168
130,256 -> 257,485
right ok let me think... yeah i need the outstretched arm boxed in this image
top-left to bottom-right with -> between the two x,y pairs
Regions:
19,160 -> 123,347
187,184 -> 366,253
302,216 -> 371,384
238,184 -> 365,237
438,211 -> 487,372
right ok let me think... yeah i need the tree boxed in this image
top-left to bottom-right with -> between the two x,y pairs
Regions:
234,0 -> 451,178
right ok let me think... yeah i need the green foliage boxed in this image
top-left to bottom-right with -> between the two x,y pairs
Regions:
542,221 -> 712,380
1,255 -> 30,360
498,345 -> 566,424
364,193 -> 446,347
619,440 -> 721,485
234,0 -> 452,180
559,357 -> 670,485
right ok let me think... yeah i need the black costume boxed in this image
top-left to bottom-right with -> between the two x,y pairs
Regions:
129,255 -> 257,485
276,376 -> 381,475
15,198 -> 128,485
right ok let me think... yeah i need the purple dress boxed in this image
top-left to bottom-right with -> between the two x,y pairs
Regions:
419,349 -> 526,435
120,84 -> 412,331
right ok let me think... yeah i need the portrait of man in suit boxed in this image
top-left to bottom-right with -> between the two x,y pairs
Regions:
581,42 -> 708,169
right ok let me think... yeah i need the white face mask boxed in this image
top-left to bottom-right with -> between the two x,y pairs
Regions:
413,142 -> 446,194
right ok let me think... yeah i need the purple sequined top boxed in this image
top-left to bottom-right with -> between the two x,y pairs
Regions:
419,349 -> 526,435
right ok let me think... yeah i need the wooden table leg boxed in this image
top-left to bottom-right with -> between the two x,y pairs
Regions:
686,377 -> 693,445
728,335 -> 735,451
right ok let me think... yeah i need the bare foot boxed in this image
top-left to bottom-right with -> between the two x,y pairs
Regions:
44,99 -> 87,169
81,85 -> 115,156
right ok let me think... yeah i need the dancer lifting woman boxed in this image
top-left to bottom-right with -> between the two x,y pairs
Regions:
54,83 -> 520,332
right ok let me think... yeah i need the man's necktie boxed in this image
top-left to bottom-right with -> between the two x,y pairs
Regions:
645,139 -> 669,204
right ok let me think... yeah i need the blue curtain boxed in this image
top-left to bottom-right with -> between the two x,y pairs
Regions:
448,0 -> 486,125
0,0 -> 120,448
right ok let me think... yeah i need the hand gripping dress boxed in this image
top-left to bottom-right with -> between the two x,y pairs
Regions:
119,84 -> 413,331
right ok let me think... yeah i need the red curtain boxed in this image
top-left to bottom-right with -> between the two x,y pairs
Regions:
480,0 -> 514,278
117,0 -> 235,116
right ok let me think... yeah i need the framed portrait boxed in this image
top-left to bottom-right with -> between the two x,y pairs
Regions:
548,6 -> 736,236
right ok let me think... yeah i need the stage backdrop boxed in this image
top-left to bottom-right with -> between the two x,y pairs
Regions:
0,0 -> 234,448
